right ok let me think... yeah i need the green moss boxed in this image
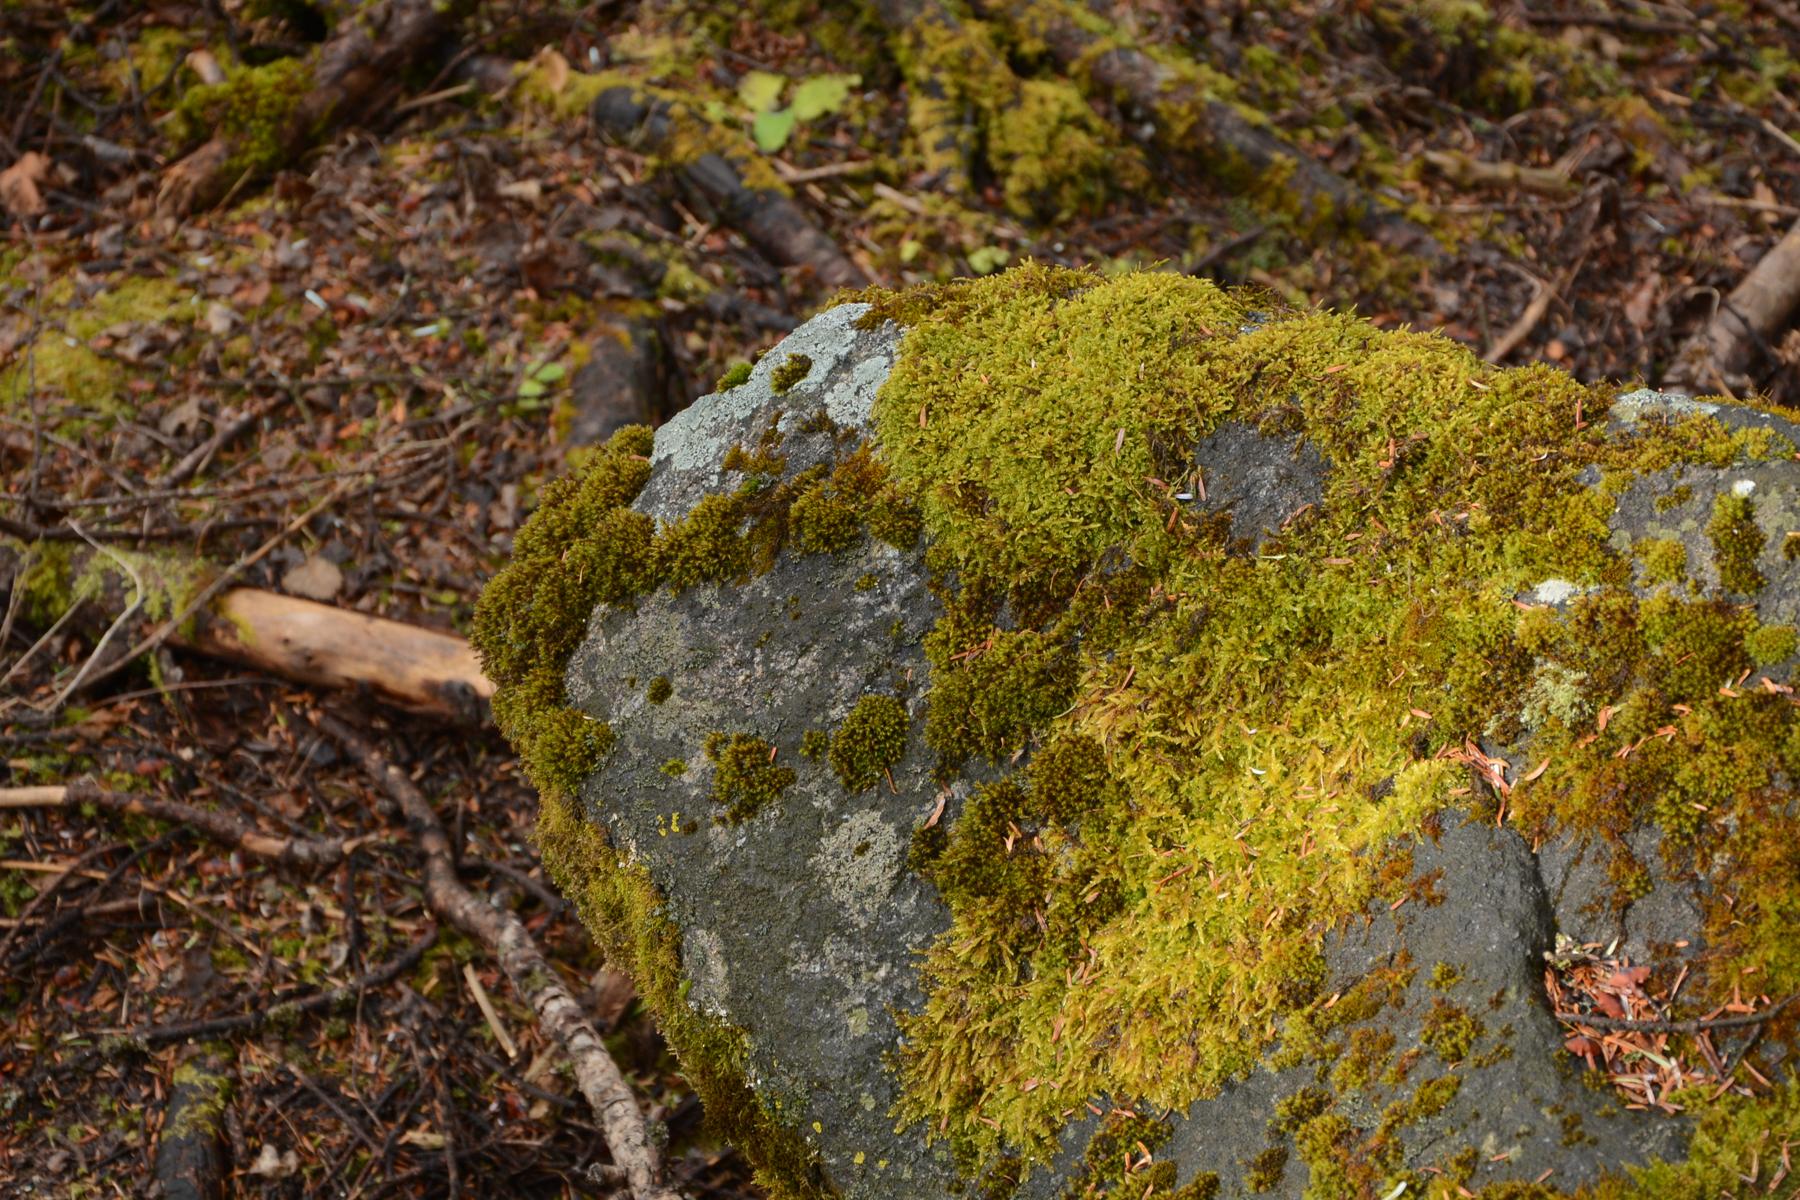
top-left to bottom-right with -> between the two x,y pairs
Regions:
828,694 -> 909,792
770,354 -> 813,394
1635,537 -> 1687,585
1706,492 -> 1766,594
164,1052 -> 233,1139
168,57 -> 313,178
718,360 -> 755,391
1242,1145 -> 1288,1192
1427,961 -> 1463,990
661,758 -> 688,778
1744,623 -> 1798,667
1654,483 -> 1694,513
704,732 -> 796,824
1419,999 -> 1481,1064
646,675 -> 673,704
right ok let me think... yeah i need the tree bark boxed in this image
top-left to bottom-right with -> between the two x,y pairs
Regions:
1673,218 -> 1800,393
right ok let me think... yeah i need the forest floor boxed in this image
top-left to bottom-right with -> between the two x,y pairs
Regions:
0,0 -> 1797,1196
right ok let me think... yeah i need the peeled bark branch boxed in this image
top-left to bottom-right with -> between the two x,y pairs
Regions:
314,712 -> 685,1200
0,543 -> 493,724
1673,218 -> 1800,392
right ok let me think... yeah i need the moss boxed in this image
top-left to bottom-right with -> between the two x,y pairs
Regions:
1427,961 -> 1463,990
1,273 -> 197,420
1706,492 -> 1766,594
164,1051 -> 232,1139
704,732 -> 796,824
660,758 -> 688,778
798,729 -> 831,761
770,354 -> 813,394
1654,483 -> 1693,513
167,57 -> 313,178
646,675 -> 673,704
1635,536 -> 1687,585
479,263 -> 1800,1195
1420,998 -> 1481,1064
828,694 -> 909,792
1744,623 -> 1798,667
718,360 -> 755,391
1242,1145 -> 1288,1192
1064,1111 -> 1172,1197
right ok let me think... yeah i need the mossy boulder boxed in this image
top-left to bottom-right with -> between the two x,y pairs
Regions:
473,267 -> 1800,1200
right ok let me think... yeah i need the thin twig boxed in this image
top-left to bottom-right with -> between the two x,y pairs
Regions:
1555,992 -> 1798,1035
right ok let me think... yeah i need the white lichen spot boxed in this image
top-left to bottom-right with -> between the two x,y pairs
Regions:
1733,478 -> 1757,497
1530,578 -> 1584,607
811,809 -> 904,928
681,926 -> 732,1017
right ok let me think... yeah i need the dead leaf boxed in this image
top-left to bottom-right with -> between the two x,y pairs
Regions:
249,1143 -> 299,1178
282,555 -> 345,602
0,152 -> 50,219
159,396 -> 204,437
531,47 -> 570,95
185,48 -> 227,86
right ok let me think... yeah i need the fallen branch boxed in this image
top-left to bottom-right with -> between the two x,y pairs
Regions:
157,0 -> 474,217
314,711 -> 684,1200
154,1043 -> 233,1200
0,541 -> 494,724
1422,149 -> 1578,199
0,779 -> 361,868
1555,992 -> 1798,1036
1673,218 -> 1800,392
588,85 -> 868,291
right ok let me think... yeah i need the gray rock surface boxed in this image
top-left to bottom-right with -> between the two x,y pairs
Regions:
559,314 -> 1795,1198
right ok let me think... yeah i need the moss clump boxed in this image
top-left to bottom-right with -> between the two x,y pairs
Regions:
770,353 -> 813,394
660,758 -> 688,778
704,732 -> 796,824
1242,1145 -> 1288,1192
1419,998 -> 1481,1064
168,57 -> 312,177
1635,536 -> 1687,585
1744,623 -> 1798,667
798,729 -> 830,761
1706,492 -> 1766,594
1427,961 -> 1463,990
828,694 -> 909,792
717,360 -> 754,391
646,675 -> 673,704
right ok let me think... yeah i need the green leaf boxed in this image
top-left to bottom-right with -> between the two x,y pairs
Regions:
790,73 -> 858,121
530,361 -> 566,384
968,245 -> 1011,275
737,70 -> 786,113
752,108 -> 797,153
519,378 -> 546,399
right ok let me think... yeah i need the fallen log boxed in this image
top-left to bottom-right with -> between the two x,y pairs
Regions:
978,0 -> 1439,250
588,86 -> 869,290
157,0 -> 472,217
0,543 -> 492,724
1673,217 -> 1800,393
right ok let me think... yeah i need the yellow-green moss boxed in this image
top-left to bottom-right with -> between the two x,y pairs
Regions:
1635,536 -> 1687,585
770,353 -> 813,394
646,675 -> 673,704
704,732 -> 796,824
827,694 -> 909,792
1706,492 -> 1766,594
168,57 -> 312,178
718,360 -> 755,391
